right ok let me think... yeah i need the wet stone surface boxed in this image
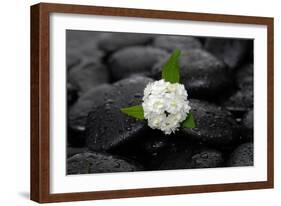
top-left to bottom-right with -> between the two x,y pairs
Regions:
98,33 -> 153,52
152,36 -> 202,52
113,75 -> 154,106
152,49 -> 231,101
140,133 -> 194,170
190,149 -> 224,169
236,64 -> 254,89
66,52 -> 81,71
67,126 -> 87,147
205,38 -> 251,70
67,84 -> 114,148
241,110 -> 254,142
68,84 -> 113,133
68,61 -> 110,95
228,142 -> 253,166
86,103 -> 148,152
67,147 -> 89,158
85,76 -> 153,151
108,129 -> 171,169
67,152 -> 142,174
67,83 -> 79,107
222,86 -> 253,113
182,99 -> 239,148
222,64 -> 254,114
108,46 -> 168,81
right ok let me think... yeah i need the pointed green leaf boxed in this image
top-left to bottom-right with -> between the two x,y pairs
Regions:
182,112 -> 196,128
162,48 -> 181,83
120,105 -> 144,120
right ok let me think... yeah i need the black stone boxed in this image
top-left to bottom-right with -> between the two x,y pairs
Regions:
157,140 -> 193,170
107,129 -> 167,168
108,46 -> 168,81
85,102 -> 147,152
152,35 -> 202,52
85,76 -> 153,151
129,132 -> 195,170
241,110 -> 253,141
113,75 -> 153,106
236,64 -> 253,89
98,33 -> 153,52
78,48 -> 105,65
67,83 -> 79,106
190,149 -> 224,169
223,86 -> 253,113
66,30 -> 102,48
68,61 -> 110,95
142,131 -> 172,159
66,31 -> 105,65
67,152 -> 142,174
67,126 -> 86,147
68,84 -> 113,132
228,142 -> 253,166
182,99 -> 239,148
151,49 -> 231,101
66,52 -> 81,71
222,64 -> 253,114
67,147 -> 88,158
205,38 -> 252,69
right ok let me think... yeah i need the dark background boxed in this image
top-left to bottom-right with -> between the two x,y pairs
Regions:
66,30 -> 253,175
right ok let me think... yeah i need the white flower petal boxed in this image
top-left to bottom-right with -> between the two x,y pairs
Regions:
142,80 -> 191,134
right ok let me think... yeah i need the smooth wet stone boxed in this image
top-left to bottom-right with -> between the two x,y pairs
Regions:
182,99 -> 239,147
190,149 -> 224,168
78,48 -> 105,64
66,52 -> 81,71
205,38 -> 252,69
86,103 -> 147,152
85,76 -> 153,151
108,128 -> 197,170
113,75 -> 153,106
108,46 -> 168,81
98,33 -> 153,52
236,64 -> 253,89
68,84 -> 113,132
67,126 -> 86,147
67,147 -> 88,158
228,142 -> 253,166
145,133 -> 191,168
67,30 -> 102,43
107,129 -> 169,168
67,152 -> 142,174
241,110 -> 253,141
142,132 -> 171,159
67,83 -> 79,106
66,30 -> 102,49
124,132 -> 195,170
66,31 -> 105,64
152,35 -> 202,52
68,61 -> 110,95
222,64 -> 254,113
157,142 -> 193,170
222,86 -> 253,113
152,49 -> 231,100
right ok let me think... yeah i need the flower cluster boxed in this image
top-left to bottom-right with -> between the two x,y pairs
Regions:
142,79 -> 191,134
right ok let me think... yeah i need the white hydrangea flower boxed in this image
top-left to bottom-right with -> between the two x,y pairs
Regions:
142,79 -> 191,135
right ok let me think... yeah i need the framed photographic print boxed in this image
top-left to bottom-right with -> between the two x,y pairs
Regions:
31,3 -> 274,203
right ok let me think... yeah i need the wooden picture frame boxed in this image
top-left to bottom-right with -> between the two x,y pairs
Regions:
31,2 -> 274,203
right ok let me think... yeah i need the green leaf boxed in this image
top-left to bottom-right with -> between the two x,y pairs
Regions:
120,105 -> 145,120
162,48 -> 181,83
182,112 -> 196,128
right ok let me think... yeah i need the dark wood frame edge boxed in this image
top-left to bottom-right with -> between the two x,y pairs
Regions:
30,3 -> 274,203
